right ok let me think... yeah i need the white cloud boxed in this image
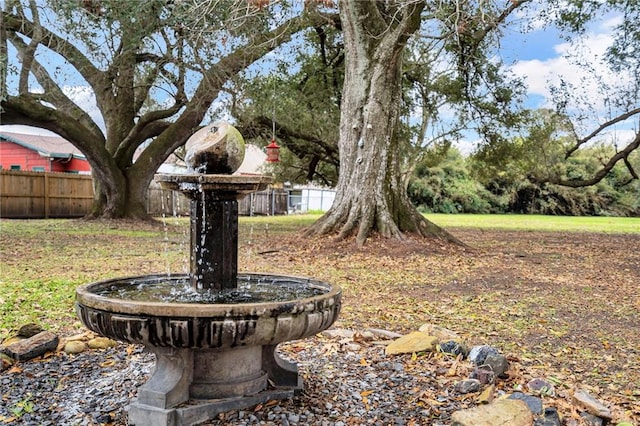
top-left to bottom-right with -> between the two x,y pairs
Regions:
599,15 -> 622,32
511,32 -> 616,103
509,29 -> 638,140
593,128 -> 639,147
454,137 -> 481,156
510,25 -> 640,144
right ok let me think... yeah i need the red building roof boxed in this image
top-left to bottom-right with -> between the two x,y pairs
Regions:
0,131 -> 86,160
0,131 -> 90,173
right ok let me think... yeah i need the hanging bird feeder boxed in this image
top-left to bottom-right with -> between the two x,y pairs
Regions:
267,78 -> 281,163
266,139 -> 280,163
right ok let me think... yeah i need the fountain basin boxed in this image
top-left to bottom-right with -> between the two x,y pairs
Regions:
76,273 -> 341,349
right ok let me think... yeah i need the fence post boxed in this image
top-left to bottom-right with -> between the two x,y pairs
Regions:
44,173 -> 50,219
271,189 -> 275,216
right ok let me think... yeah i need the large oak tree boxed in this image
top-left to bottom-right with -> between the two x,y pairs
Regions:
304,0 -> 639,245
305,0 -> 528,245
1,0 -> 327,219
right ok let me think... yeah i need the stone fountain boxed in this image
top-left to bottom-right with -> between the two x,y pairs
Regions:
75,123 -> 342,426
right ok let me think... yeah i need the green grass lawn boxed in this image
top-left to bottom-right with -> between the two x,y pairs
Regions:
240,213 -> 640,234
424,213 -> 640,233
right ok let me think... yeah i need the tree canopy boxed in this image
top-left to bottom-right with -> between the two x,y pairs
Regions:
1,0 -> 332,218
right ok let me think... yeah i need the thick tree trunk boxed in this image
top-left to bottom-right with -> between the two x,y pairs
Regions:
87,155 -> 157,220
306,1 -> 462,246
88,170 -> 150,220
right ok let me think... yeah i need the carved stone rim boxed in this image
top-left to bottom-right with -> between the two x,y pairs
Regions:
76,273 -> 341,318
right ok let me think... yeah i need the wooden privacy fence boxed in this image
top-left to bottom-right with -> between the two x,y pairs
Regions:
1,171 -> 290,219
147,181 -> 190,217
0,170 -> 94,218
239,189 -> 288,216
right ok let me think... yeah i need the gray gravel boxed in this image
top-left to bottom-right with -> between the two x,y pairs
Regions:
0,336 -> 463,425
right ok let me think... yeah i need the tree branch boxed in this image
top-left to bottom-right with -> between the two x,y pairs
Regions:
3,11 -> 105,89
565,107 -> 640,158
7,33 -> 104,139
550,132 -> 640,187
132,9 -> 333,179
471,0 -> 533,42
1,94 -> 110,163
17,1 -> 41,95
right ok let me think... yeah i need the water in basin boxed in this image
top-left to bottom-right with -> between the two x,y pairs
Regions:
92,274 -> 328,304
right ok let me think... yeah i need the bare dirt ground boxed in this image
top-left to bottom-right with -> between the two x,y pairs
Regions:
242,228 -> 640,421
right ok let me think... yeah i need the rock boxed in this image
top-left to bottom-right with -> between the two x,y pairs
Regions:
468,345 -> 500,365
321,329 -> 355,340
87,337 -> 117,350
438,340 -> 469,358
184,123 -> 245,174
534,407 -> 562,426
572,389 -> 612,420
17,323 -> 44,338
365,328 -> 403,340
484,353 -> 509,378
65,332 -> 93,341
357,330 -> 376,342
418,323 -> 462,341
470,365 -> 495,384
64,341 -> 87,354
384,332 -> 438,355
508,392 -> 543,415
455,379 -> 481,394
1,331 -> 59,361
343,343 -> 361,352
579,412 -> 604,426
1,336 -> 24,348
288,413 -> 300,423
451,398 -> 533,426
527,378 -> 556,396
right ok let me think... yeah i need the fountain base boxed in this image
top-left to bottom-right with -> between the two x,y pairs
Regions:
129,388 -> 299,425
128,345 -> 301,425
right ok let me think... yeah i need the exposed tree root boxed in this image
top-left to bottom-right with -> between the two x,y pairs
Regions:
305,200 -> 467,248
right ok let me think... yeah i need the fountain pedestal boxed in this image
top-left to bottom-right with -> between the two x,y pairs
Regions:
157,173 -> 273,291
76,174 -> 341,426
127,344 -> 301,424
